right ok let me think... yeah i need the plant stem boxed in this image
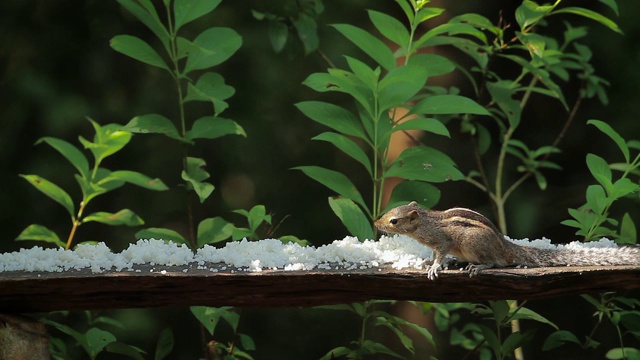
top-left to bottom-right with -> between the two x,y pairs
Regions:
65,201 -> 87,250
357,301 -> 370,360
165,2 -> 197,248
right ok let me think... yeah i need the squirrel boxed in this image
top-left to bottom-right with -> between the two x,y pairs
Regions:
375,201 -> 640,280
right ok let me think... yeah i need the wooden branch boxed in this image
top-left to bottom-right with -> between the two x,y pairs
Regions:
2,264 -> 640,313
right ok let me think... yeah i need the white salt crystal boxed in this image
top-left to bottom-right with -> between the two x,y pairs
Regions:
0,235 -> 625,274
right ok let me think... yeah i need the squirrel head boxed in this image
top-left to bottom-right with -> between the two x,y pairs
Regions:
374,201 -> 422,235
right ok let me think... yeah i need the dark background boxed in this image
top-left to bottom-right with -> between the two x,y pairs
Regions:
1,0 -> 639,359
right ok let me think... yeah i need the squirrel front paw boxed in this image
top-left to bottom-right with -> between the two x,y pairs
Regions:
427,263 -> 442,280
427,265 -> 439,280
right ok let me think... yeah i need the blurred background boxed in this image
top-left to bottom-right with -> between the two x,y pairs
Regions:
1,0 -> 639,359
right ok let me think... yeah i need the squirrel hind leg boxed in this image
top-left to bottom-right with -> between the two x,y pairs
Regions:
465,263 -> 494,277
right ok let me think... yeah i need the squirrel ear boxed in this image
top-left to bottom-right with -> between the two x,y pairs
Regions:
408,210 -> 419,220
408,201 -> 418,207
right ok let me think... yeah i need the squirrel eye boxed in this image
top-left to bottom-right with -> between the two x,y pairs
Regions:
390,218 -> 398,225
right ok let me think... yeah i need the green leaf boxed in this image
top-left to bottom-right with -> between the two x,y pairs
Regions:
197,217 -> 234,247
416,7 -> 445,23
135,227 -> 187,244
106,170 -> 168,191
619,213 -> 637,245
409,53 -> 456,76
269,21 -> 288,53
238,333 -> 256,351
375,317 -> 415,354
20,175 -> 75,218
249,205 -> 270,230
450,13 -> 500,35
368,10 -> 410,47
41,319 -> 88,350
295,101 -> 366,140
478,324 -> 501,356
331,24 -> 396,70
105,341 -> 145,360
328,197 -> 374,240
502,331 -> 535,356
117,0 -> 169,51
611,178 -> 640,200
313,132 -> 372,176
182,157 -> 214,203
303,70 -> 374,114
190,306 -> 238,336
293,13 -> 319,55
551,7 -> 623,34
598,0 -> 619,15
319,347 -> 353,360
606,347 -> 640,359
588,120 -> 629,162
486,80 -> 521,128
173,0 -> 221,31
301,71 -> 373,115
122,114 -> 187,143
345,56 -> 379,91
155,328 -> 174,360
110,35 -> 169,71
378,65 -> 429,113
186,116 -> 246,141
385,181 -> 441,211
360,339 -> 403,358
511,307 -> 558,330
184,72 -> 235,116
184,157 -> 210,182
411,95 -> 490,115
515,1 -> 555,30
79,119 -> 133,163
394,0 -> 413,24
75,174 -> 110,205
16,224 -> 65,248
294,166 -> 367,210
586,153 -> 612,184
543,330 -> 581,351
36,137 -> 90,179
83,209 -> 144,226
517,31 -> 546,59
85,327 -> 116,359
385,146 -> 464,182
499,54 -> 567,108
489,300 -> 510,324
586,184 -> 607,214
420,23 -> 488,47
389,118 -> 450,138
183,27 -> 242,74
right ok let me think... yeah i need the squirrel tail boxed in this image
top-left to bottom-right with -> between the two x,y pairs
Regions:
517,245 -> 640,267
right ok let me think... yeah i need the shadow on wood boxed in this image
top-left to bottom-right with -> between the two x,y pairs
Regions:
2,264 -> 640,313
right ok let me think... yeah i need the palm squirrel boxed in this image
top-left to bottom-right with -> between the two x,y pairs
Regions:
375,201 -> 640,280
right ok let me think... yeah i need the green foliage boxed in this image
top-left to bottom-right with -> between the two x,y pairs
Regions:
297,0 -> 479,237
113,0 -> 298,250
43,311 -> 147,360
318,301 -> 434,360
562,120 -> 640,242
112,0 -> 247,249
17,119 -> 168,249
432,300 -> 556,360
191,306 -> 255,359
252,0 -> 324,54
423,0 -> 621,233
580,293 -> 640,358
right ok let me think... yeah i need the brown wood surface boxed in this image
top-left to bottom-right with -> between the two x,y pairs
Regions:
1,263 -> 640,313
